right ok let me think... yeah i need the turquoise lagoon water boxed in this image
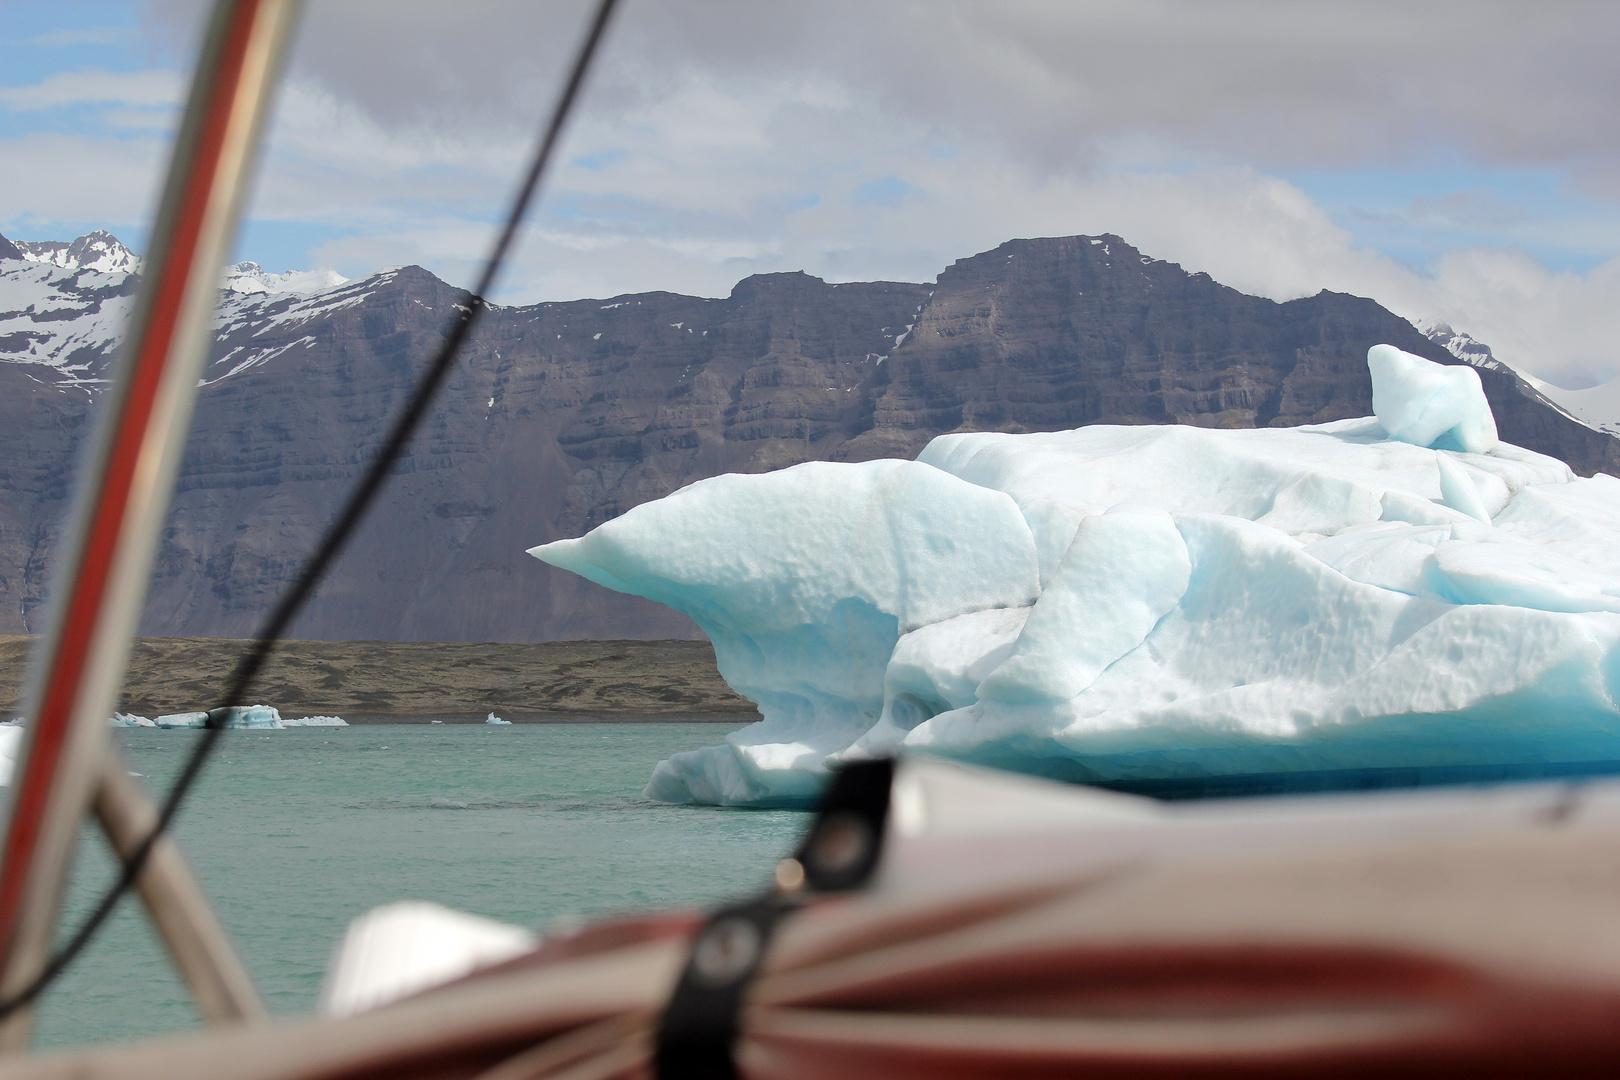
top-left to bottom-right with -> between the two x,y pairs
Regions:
36,722 -> 806,1049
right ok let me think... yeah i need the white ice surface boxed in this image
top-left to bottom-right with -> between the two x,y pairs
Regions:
0,725 -> 21,786
110,706 -> 347,729
158,705 -> 280,729
533,458 -> 1036,805
1368,343 -> 1498,453
111,712 -> 157,728
532,346 -> 1620,806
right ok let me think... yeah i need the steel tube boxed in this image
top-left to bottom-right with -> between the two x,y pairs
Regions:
93,754 -> 265,1025
0,0 -> 301,1046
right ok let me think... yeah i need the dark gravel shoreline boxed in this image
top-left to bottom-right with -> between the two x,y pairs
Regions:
0,636 -> 756,721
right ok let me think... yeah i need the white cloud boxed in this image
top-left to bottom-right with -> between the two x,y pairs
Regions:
246,1 -> 1620,186
1420,251 -> 1620,388
0,69 -> 182,111
248,53 -> 1620,387
0,131 -> 168,230
14,0 -> 1619,388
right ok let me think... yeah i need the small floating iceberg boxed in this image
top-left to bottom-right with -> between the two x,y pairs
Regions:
0,724 -> 20,786
532,345 -> 1620,806
157,704 -> 282,729
112,712 -> 157,728
485,713 -> 512,725
110,706 -> 347,729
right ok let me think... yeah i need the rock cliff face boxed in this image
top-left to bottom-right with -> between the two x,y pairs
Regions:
0,232 -> 1612,641
843,236 -> 1620,473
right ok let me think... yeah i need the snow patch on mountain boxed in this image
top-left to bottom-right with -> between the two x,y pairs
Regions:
0,231 -> 356,389
1419,319 -> 1620,439
1535,379 -> 1620,437
1432,323 -> 1620,438
1421,321 -> 1511,375
0,261 -> 136,383
222,262 -> 347,297
14,230 -> 141,276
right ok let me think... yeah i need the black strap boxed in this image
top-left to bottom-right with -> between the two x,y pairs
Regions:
654,758 -> 895,1080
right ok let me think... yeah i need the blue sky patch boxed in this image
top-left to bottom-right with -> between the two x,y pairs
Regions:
850,175 -> 916,209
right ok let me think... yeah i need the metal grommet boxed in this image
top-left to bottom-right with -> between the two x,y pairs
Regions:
689,915 -> 763,989
805,809 -> 872,878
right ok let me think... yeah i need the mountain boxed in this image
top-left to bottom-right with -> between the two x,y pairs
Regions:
1421,319 -> 1620,439
1423,321 -> 1504,373
11,230 -> 141,275
1531,379 -> 1620,438
0,230 -> 1615,642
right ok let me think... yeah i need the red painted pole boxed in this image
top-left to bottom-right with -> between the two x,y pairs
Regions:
0,0 -> 300,1046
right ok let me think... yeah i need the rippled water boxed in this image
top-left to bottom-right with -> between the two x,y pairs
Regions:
35,722 -> 806,1049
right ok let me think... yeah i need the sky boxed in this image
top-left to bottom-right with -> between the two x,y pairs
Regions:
3,1 -> 1620,388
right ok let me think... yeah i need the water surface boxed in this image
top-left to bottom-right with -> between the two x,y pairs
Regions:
36,722 -> 805,1048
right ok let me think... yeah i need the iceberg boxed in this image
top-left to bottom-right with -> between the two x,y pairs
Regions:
154,705 -> 282,729
485,713 -> 512,725
283,715 -> 349,727
111,706 -> 347,729
1367,343 -> 1498,454
531,344 -> 1620,806
111,713 -> 157,728
0,724 -> 20,786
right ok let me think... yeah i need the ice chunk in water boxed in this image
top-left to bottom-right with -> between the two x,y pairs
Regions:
533,345 -> 1620,805
151,705 -> 289,729
1368,344 -> 1498,454
0,725 -> 20,786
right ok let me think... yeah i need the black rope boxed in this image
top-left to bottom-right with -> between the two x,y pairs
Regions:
0,0 -> 619,1020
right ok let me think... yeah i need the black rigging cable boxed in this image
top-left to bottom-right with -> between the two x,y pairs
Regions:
0,0 -> 620,1019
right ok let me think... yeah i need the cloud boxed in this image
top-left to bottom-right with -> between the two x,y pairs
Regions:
0,131 -> 168,230
0,69 -> 182,111
228,1 -> 1620,180
1419,249 -> 1620,388
41,0 -> 1616,388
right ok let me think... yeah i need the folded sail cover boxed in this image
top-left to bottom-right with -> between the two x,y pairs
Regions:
20,758 -> 1620,1078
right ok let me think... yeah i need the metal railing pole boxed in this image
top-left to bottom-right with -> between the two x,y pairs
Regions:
93,753 -> 264,1024
0,0 -> 301,1046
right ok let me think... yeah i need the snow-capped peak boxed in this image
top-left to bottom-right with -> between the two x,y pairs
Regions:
5,230 -> 345,297
222,262 -> 347,297
14,230 -> 141,275
1420,321 -> 1509,374
1,231 -> 352,390
1416,319 -> 1620,437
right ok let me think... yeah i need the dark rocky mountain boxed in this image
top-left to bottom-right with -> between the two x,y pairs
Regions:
0,232 -> 1612,642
